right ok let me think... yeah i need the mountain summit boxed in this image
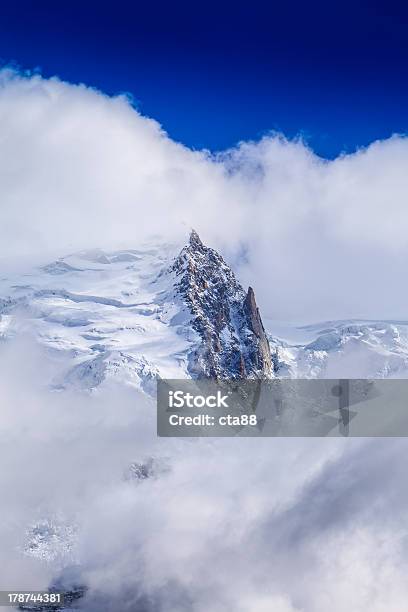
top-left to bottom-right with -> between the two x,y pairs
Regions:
172,230 -> 273,379
0,231 -> 273,391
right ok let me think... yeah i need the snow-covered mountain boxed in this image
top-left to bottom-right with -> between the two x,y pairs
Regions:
2,230 -> 408,396
0,230 -> 273,394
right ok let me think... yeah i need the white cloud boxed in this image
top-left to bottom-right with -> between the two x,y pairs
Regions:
1,339 -> 408,611
1,69 -> 408,320
0,69 -> 235,259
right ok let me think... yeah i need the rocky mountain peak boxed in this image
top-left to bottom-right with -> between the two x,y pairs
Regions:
172,230 -> 273,379
189,228 -> 203,248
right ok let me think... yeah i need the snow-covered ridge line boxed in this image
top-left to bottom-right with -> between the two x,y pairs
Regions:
269,319 -> 408,379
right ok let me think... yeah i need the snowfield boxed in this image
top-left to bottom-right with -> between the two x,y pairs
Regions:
268,319 -> 408,379
0,242 -> 198,393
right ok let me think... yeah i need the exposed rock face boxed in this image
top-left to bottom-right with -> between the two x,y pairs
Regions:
244,286 -> 273,375
172,230 -> 273,379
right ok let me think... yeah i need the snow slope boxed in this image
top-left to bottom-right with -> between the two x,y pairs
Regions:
0,242 -> 196,393
268,319 -> 408,379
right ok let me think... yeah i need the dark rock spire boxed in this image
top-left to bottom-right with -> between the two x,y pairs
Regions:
172,231 -> 274,379
244,286 -> 273,375
189,228 -> 203,248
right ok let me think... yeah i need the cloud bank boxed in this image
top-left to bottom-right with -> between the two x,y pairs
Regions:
1,340 -> 408,612
1,69 -> 408,320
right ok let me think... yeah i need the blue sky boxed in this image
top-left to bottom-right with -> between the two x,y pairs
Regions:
0,0 -> 407,158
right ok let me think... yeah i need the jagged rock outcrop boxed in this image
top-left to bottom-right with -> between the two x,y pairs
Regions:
244,286 -> 273,374
172,229 -> 273,379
